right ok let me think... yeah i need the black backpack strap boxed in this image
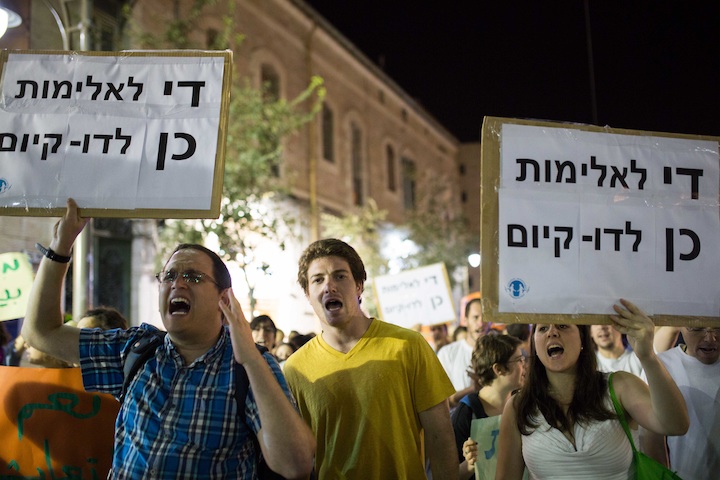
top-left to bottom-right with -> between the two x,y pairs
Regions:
234,344 -> 287,479
121,331 -> 166,401
233,343 -> 269,423
460,393 -> 486,420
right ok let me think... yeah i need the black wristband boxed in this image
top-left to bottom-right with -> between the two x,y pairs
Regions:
36,243 -> 72,263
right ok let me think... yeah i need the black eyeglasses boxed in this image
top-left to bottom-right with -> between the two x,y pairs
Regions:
685,327 -> 720,336
506,354 -> 527,366
155,269 -> 219,287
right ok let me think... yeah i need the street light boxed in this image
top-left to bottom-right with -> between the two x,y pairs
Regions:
0,4 -> 21,39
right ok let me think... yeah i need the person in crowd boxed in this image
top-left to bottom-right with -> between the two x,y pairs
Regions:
453,334 -> 526,479
431,323 -> 452,352
4,333 -> 26,366
453,325 -> 468,343
438,297 -> 490,408
495,299 -> 689,479
0,322 -> 10,365
505,323 -> 532,356
7,331 -> 74,368
274,342 -> 296,361
250,314 -> 278,351
21,198 -> 315,479
283,238 -> 457,478
654,326 -> 682,353
274,328 -> 286,350
590,324 -> 644,378
274,341 -> 297,371
77,306 -> 129,330
288,332 -> 314,352
642,326 -> 720,479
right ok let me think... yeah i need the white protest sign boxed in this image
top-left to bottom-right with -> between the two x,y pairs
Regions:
0,50 -> 232,218
372,263 -> 455,328
493,121 -> 720,318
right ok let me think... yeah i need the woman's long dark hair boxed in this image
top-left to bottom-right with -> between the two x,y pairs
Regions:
515,324 -> 616,435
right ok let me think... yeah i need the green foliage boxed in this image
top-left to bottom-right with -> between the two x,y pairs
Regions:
130,0 -> 227,50
158,76 -> 324,310
125,0 -> 325,309
399,176 -> 476,289
156,218 -> 208,271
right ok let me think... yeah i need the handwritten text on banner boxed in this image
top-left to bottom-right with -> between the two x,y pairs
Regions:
373,263 -> 456,328
0,252 -> 34,321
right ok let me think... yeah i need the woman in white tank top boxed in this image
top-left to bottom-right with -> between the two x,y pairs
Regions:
495,299 -> 689,480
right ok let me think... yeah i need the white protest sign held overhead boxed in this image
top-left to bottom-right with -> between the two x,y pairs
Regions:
373,263 -> 456,329
481,118 -> 720,324
0,50 -> 232,218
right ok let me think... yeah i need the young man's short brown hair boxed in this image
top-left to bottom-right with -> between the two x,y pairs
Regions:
297,238 -> 367,293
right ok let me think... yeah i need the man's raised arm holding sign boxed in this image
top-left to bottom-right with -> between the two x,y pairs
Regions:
23,198 -> 315,479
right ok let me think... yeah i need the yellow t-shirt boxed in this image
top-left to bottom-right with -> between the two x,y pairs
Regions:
284,318 -> 455,479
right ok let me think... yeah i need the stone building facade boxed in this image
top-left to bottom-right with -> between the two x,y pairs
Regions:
1,0 -> 478,335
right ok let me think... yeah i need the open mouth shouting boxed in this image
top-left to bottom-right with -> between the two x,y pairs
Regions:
169,297 -> 191,315
324,297 -> 344,313
547,344 -> 565,358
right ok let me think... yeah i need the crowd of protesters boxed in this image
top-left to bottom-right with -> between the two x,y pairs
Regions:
4,199 -> 717,479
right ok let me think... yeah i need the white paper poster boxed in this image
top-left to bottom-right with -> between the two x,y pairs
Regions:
498,124 -> 720,316
373,263 -> 456,328
0,51 -> 229,215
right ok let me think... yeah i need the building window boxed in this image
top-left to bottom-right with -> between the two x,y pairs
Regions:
259,64 -> 281,176
322,103 -> 335,163
386,145 -> 396,192
260,63 -> 280,101
351,122 -> 364,206
206,28 -> 219,49
459,164 -> 466,175
402,157 -> 416,210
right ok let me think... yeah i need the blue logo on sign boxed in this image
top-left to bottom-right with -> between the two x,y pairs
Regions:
506,278 -> 529,299
0,178 -> 10,195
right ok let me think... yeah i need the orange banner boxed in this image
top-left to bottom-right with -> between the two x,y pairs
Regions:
0,366 -> 119,478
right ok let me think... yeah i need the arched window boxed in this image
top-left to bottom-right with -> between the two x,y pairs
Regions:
260,63 -> 280,101
402,156 -> 416,210
351,122 -> 364,206
322,103 -> 335,163
386,145 -> 396,191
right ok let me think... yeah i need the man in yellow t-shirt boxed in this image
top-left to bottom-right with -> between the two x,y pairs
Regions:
284,238 -> 457,479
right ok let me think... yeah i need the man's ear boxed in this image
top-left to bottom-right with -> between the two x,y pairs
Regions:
219,289 -> 230,324
492,362 -> 506,377
220,288 -> 231,306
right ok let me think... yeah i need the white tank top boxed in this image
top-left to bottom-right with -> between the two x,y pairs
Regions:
522,396 -> 633,479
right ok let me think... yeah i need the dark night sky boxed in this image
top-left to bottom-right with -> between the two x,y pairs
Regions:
304,1 -> 720,142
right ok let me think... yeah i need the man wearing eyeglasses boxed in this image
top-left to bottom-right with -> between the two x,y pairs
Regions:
642,325 -> 720,479
22,198 -> 315,479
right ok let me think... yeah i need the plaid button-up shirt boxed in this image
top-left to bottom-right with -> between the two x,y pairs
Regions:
79,324 -> 291,479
